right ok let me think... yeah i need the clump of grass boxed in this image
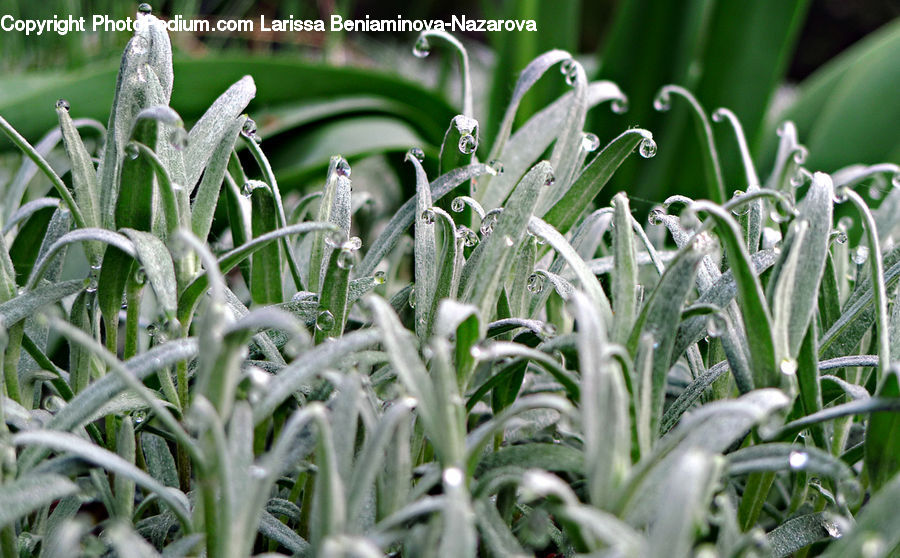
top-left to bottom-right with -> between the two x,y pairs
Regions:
2,10 -> 900,558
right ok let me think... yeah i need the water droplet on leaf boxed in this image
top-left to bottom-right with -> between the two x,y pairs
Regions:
315,310 -> 335,332
337,249 -> 356,270
610,97 -> 628,114
421,208 -> 435,225
56,99 -> 70,112
788,450 -> 808,470
138,3 -> 152,15
451,197 -> 466,212
125,142 -> 140,160
639,137 -> 657,158
581,132 -> 600,153
413,35 -> 431,58
458,134 -> 477,155
648,208 -> 666,225
489,159 -> 504,175
335,158 -> 351,178
780,358 -> 798,376
852,245 -> 869,265
407,147 -> 425,162
653,91 -> 671,111
169,126 -> 187,151
527,273 -> 544,294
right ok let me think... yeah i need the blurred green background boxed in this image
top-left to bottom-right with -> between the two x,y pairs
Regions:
1,0 -> 898,208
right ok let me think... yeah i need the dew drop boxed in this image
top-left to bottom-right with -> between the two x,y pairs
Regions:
861,534 -> 884,557
407,287 -> 416,308
542,323 -> 557,337
830,230 -> 848,245
421,208 -> 436,225
241,117 -> 259,141
489,159 -> 504,175
374,270 -> 386,285
638,137 -> 657,158
169,126 -> 188,151
581,132 -> 600,153
852,245 -> 869,265
324,229 -> 345,248
838,216 -> 854,231
762,226 -> 782,250
706,315 -> 724,338
610,97 -> 629,114
407,147 -> 425,162
527,273 -> 544,294
458,134 -> 477,155
892,173 -> 900,189
413,35 -> 431,58
456,226 -> 479,247
137,3 -> 152,15
337,249 -> 356,270
544,172 -> 556,187
469,345 -> 483,359
248,464 -> 268,480
504,235 -> 514,247
56,98 -> 70,112
788,450 -> 809,470
869,183 -> 885,201
335,158 -> 351,178
780,358 -> 798,376
480,212 -> 499,236
133,267 -> 147,285
241,182 -> 254,198
648,208 -> 666,225
43,395 -> 66,413
833,185 -> 850,204
291,290 -> 317,302
653,91 -> 672,112
315,310 -> 335,332
344,236 -> 362,250
443,467 -> 464,487
125,142 -> 140,160
451,197 -> 466,212
132,409 -> 148,425
560,59 -> 575,76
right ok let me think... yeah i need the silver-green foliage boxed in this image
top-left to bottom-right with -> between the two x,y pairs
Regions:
1,11 -> 900,558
